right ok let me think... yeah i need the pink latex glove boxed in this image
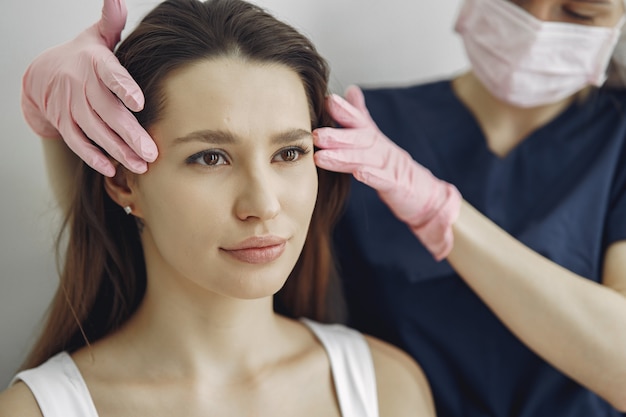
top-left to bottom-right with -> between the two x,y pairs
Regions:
314,86 -> 462,261
21,0 -> 157,177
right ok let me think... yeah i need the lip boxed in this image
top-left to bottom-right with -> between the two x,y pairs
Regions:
222,236 -> 287,264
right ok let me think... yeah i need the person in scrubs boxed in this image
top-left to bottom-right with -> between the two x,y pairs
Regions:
17,0 -> 626,415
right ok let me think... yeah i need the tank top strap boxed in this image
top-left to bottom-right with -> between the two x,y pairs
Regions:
301,318 -> 379,417
11,352 -> 99,417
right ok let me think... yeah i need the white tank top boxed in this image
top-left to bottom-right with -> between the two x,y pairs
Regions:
12,319 -> 379,417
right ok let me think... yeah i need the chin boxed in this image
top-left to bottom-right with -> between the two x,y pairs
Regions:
229,278 -> 289,300
224,265 -> 293,300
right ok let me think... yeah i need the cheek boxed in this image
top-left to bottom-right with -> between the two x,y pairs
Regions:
287,162 -> 319,222
134,172 -> 222,238
134,174 -> 229,276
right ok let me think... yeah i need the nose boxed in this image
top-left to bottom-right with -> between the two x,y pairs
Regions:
234,169 -> 281,222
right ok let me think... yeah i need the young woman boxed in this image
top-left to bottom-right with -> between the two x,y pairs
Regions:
20,0 -> 626,415
0,1 -> 435,416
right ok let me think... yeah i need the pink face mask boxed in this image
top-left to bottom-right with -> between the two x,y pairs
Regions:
454,0 -> 624,107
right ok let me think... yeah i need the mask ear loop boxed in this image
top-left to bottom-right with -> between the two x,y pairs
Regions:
603,5 -> 626,88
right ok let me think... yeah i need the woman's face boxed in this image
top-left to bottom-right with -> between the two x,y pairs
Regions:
508,0 -> 624,27
129,58 -> 318,300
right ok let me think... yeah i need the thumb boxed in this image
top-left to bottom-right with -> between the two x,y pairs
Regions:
98,0 -> 128,49
344,85 -> 369,115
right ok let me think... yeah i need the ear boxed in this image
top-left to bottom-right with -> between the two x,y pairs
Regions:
104,165 -> 144,217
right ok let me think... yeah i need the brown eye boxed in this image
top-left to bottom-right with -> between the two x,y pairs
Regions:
280,149 -> 299,162
203,152 -> 222,165
272,146 -> 309,163
186,150 -> 229,167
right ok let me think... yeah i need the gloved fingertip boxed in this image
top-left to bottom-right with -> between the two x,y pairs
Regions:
133,93 -> 145,110
97,162 -> 116,178
313,149 -> 326,159
311,129 -> 326,146
344,85 -> 367,111
122,93 -> 144,112
140,139 -> 158,161
100,0 -> 127,48
328,93 -> 346,108
313,151 -> 332,167
127,101 -> 143,113
327,93 -> 361,121
344,84 -> 362,96
102,0 -> 127,26
129,161 -> 149,174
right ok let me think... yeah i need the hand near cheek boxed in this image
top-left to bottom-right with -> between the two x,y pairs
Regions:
314,85 -> 461,261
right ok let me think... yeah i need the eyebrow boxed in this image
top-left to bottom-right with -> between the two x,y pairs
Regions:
173,128 -> 312,146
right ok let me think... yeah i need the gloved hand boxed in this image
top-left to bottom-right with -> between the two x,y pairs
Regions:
21,0 -> 157,177
314,86 -> 461,261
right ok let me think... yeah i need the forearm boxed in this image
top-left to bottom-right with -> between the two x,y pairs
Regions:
447,201 -> 626,409
41,138 -> 81,214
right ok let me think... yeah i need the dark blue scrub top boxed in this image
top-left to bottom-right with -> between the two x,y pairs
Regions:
334,80 -> 626,417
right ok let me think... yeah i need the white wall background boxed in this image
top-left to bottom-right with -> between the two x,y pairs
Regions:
0,0 -> 467,386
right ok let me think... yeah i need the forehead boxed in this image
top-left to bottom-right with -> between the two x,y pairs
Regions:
153,58 -> 312,145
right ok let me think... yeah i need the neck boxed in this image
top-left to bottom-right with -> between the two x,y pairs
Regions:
452,71 -> 577,157
100,266 -> 297,384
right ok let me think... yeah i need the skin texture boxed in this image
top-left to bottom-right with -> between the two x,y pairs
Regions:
0,57 -> 435,417
118,59 -> 319,302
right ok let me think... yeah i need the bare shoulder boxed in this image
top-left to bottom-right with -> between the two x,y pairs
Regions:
365,335 -> 436,417
0,381 -> 43,417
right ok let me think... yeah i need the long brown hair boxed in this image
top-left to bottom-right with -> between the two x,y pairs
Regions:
22,0 -> 348,370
